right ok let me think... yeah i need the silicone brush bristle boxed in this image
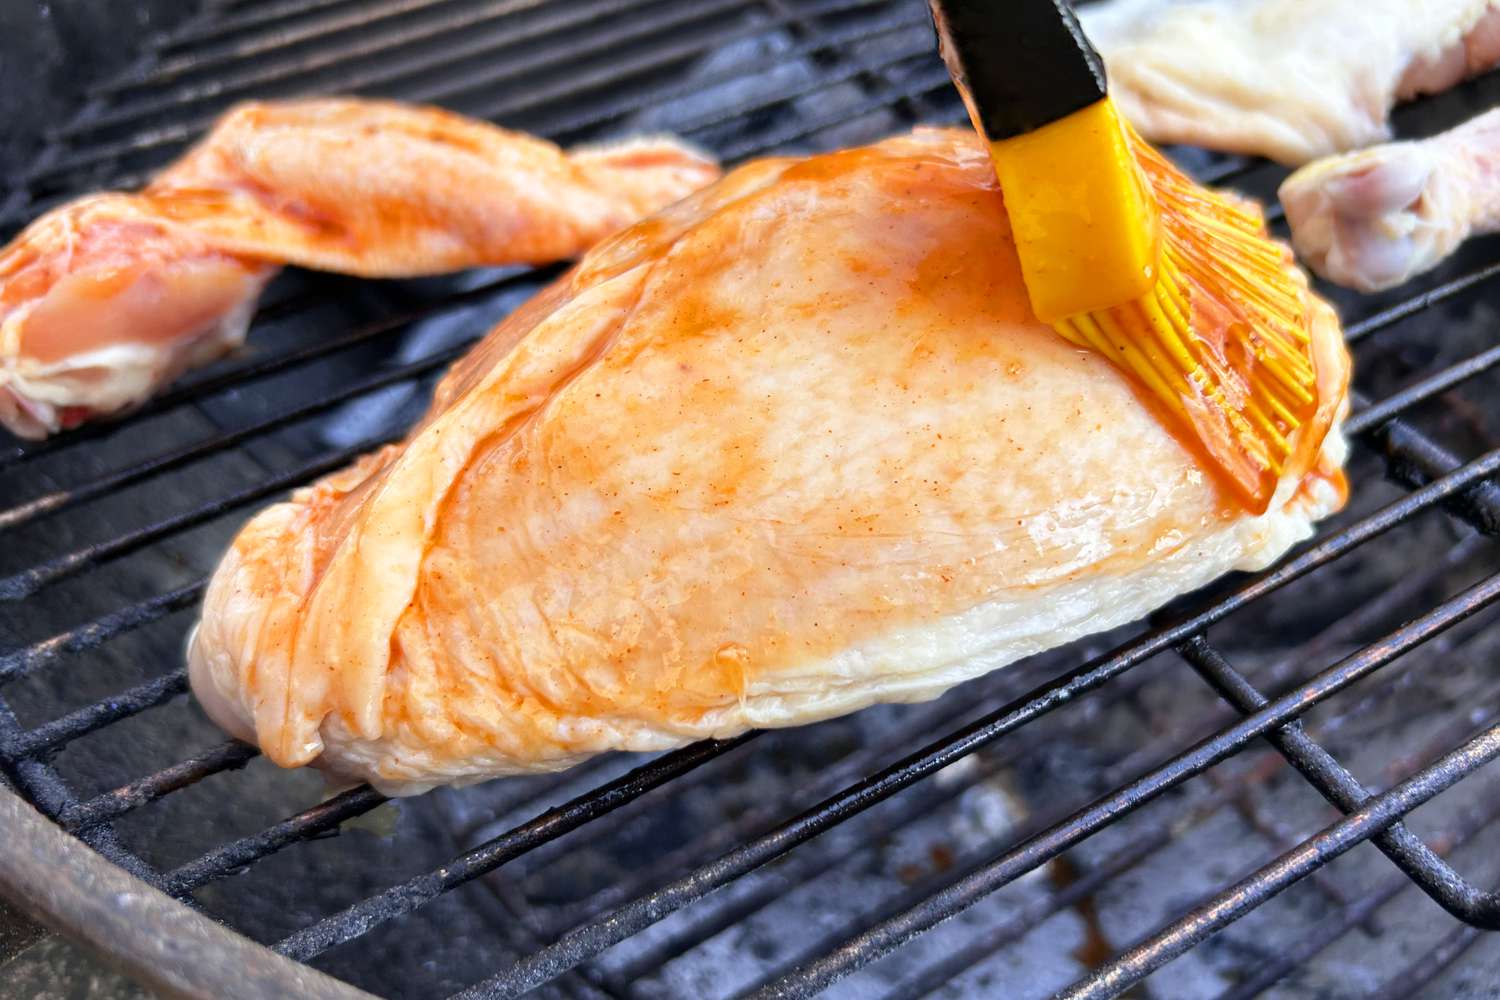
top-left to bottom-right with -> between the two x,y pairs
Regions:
1051,130 -> 1321,512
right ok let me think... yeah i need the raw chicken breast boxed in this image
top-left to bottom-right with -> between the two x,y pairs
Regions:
0,98 -> 719,439
1083,0 -> 1500,165
1281,107 -> 1500,291
188,129 -> 1351,795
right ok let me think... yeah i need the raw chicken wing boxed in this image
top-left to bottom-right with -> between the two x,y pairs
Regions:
1281,107 -> 1500,290
188,129 -> 1351,794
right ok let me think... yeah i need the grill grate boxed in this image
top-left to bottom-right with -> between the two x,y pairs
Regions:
3,1 -> 1500,998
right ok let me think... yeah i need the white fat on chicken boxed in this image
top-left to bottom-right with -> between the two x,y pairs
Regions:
1281,107 -> 1500,291
1083,0 -> 1500,165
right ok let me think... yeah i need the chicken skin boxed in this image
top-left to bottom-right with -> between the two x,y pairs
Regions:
0,98 -> 719,439
188,129 -> 1351,795
1083,0 -> 1500,165
1281,107 -> 1500,291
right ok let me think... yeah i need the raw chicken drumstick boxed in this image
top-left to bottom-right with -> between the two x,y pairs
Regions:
1082,0 -> 1500,165
1281,107 -> 1500,291
0,98 -> 719,439
189,129 -> 1351,795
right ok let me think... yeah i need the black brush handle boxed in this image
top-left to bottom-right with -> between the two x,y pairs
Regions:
927,0 -> 1106,141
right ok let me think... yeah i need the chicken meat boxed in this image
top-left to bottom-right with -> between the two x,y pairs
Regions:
1280,107 -> 1500,291
188,129 -> 1351,795
0,98 -> 719,439
1082,0 -> 1500,165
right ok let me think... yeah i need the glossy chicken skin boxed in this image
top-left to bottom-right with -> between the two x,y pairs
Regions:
149,99 -> 722,277
1083,0 -> 1500,165
189,129 -> 1351,795
1281,107 -> 1500,291
0,98 -> 719,439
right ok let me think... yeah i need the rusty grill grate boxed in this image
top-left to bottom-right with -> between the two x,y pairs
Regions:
3,1 -> 1500,998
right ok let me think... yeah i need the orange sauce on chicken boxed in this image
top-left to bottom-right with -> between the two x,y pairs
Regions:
1050,138 -> 1334,514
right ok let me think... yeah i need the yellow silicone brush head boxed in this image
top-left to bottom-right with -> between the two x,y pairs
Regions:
989,98 -> 1161,323
1050,130 -> 1329,513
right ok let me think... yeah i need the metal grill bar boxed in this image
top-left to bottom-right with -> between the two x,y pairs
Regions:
146,0 -> 379,56
0,335 -> 482,534
530,675 -> 1027,930
730,573 -> 1500,1000
1021,667 -> 1500,1000
745,697 -> 1290,999
1345,342 -> 1500,436
35,0 -> 725,180
610,49 -> 932,151
275,734 -> 754,961
6,669 -> 189,761
1224,876 -> 1413,1000
57,739 -> 260,833
1056,725 -> 1500,1000
16,0 -> 921,204
883,743 -> 1348,1000
277,668 -> 1016,962
471,16 -> 936,140
452,459 -> 1500,998
67,0 -> 633,139
1210,762 -> 1363,917
621,704 -> 1230,995
1173,534 -> 1487,802
843,600 -> 1500,999
0,268 -> 555,474
588,550 -> 1484,991
1179,636 -> 1500,926
880,833 -> 1167,1000
163,784 -> 389,896
169,759 -> 627,900
332,0 -> 831,115
569,671 -> 1174,948
0,4 -> 200,229
1343,261 -> 1500,342
0,693 -> 165,890
717,65 -> 951,162
116,0 -> 484,94
504,2 -> 924,141
1196,156 -> 1258,186
1216,792 -> 1500,1000
166,758 -> 642,902
1367,416 -> 1500,535
0,435 -> 392,600
0,582 -> 203,686
101,749 -> 623,897
607,757 -> 1022,986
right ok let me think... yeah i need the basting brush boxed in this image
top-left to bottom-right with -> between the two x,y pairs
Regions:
927,0 -> 1322,512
